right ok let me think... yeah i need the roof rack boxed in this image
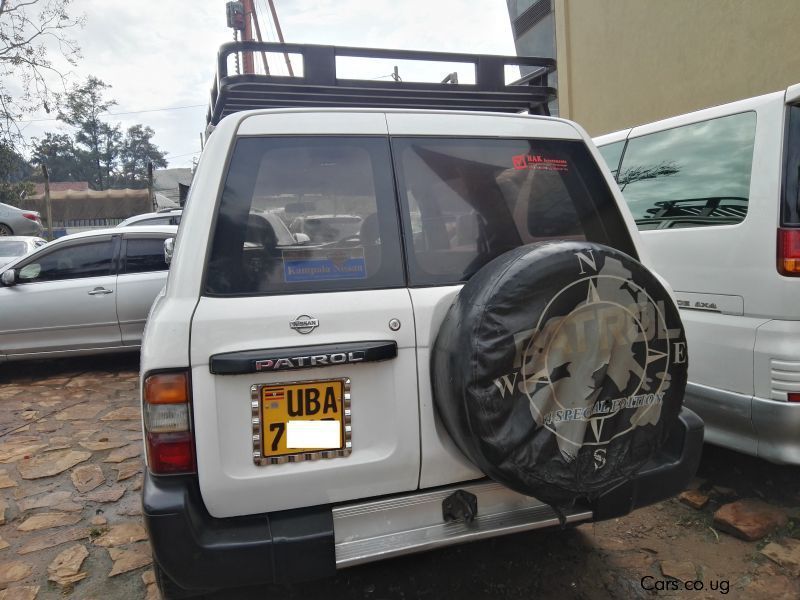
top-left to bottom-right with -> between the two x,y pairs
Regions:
207,42 -> 556,127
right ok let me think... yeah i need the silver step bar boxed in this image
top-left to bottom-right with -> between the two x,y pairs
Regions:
332,480 -> 592,568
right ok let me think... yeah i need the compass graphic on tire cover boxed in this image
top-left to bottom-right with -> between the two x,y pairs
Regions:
520,252 -> 680,462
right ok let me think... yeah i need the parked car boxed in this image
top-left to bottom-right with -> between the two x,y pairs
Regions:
595,82 -> 800,465
0,202 -> 44,237
118,208 -> 182,227
0,225 -> 177,362
141,42 -> 701,599
0,236 -> 47,268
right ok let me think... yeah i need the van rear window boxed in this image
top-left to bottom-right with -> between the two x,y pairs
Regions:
783,105 -> 800,225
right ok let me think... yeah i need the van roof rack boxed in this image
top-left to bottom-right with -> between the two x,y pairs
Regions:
207,42 -> 556,127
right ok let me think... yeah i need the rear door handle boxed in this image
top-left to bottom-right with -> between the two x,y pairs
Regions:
88,287 -> 113,296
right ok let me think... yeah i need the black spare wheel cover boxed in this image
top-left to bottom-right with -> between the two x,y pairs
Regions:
432,241 -> 688,507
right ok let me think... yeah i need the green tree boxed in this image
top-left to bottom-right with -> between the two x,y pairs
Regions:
29,132 -> 90,181
118,124 -> 167,188
58,76 -> 117,189
0,143 -> 33,206
0,0 -> 83,148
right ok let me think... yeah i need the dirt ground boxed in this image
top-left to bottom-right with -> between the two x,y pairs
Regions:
0,356 -> 798,599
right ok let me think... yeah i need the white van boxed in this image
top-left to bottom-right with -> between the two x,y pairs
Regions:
595,84 -> 800,465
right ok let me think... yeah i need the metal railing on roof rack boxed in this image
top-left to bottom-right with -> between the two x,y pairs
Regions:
207,41 -> 556,127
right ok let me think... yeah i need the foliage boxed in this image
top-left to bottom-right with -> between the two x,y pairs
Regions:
32,77 -> 169,189
0,142 -> 33,206
118,124 -> 167,188
618,161 -> 680,191
0,0 -> 84,148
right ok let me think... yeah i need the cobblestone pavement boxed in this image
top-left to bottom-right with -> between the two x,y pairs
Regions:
0,354 -> 156,600
2,356 -> 799,600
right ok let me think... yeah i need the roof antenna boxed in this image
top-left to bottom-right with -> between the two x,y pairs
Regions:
391,66 -> 401,82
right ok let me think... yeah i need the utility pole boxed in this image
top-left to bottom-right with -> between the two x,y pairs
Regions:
241,0 -> 255,74
266,0 -> 294,76
41,164 -> 54,241
147,162 -> 155,211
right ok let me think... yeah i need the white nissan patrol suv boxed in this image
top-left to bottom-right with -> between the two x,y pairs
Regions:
141,43 -> 702,598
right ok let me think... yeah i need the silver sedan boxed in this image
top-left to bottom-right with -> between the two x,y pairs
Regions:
0,202 -> 44,237
0,225 -> 177,362
0,236 -> 48,268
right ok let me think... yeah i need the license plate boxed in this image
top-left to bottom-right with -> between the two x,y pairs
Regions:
251,378 -> 351,465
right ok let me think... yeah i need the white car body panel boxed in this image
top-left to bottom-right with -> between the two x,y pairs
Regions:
141,108 -> 675,517
595,85 -> 800,463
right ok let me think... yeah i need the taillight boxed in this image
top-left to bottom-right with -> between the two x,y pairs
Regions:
778,228 -> 800,276
143,371 -> 196,474
788,393 -> 800,403
22,212 -> 41,223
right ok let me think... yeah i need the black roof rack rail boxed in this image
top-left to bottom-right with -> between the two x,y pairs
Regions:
207,41 -> 556,127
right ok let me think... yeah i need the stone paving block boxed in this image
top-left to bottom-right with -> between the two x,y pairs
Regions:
81,485 -> 125,503
108,543 -> 152,576
0,561 -> 33,586
93,522 -> 148,547
103,445 -> 141,463
0,469 -> 18,489
48,544 -> 89,586
17,491 -> 72,512
114,461 -> 142,482
100,407 -> 141,421
714,499 -> 789,541
17,512 -> 82,532
0,586 -> 39,600
17,450 -> 91,480
70,464 -> 105,493
17,526 -> 90,555
54,403 -> 105,421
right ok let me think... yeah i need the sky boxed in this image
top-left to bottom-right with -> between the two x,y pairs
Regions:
18,0 -> 518,169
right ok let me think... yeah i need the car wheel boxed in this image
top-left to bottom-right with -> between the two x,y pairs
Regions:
0,223 -> 12,236
432,241 -> 688,508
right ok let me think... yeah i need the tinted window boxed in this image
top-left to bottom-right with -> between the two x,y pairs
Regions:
598,140 -> 625,178
392,137 -> 634,286
618,112 -> 756,230
19,241 -> 113,282
783,104 -> 800,225
125,237 -> 170,273
205,137 -> 404,296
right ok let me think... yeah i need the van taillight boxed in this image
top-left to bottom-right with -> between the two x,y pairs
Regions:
143,371 -> 196,474
777,228 -> 800,276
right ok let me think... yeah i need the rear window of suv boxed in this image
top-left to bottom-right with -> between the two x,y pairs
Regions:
392,137 -> 635,286
205,135 -> 635,295
204,136 -> 405,296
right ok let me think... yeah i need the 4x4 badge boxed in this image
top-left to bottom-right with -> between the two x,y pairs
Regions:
289,315 -> 319,334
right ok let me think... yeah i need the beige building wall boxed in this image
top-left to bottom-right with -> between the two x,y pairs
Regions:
554,0 -> 800,135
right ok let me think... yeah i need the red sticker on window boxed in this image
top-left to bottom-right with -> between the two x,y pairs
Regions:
512,154 -> 569,172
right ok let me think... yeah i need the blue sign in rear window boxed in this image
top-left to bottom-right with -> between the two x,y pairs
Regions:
283,248 -> 367,282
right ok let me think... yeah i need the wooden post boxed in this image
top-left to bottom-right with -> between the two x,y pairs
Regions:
41,164 -> 54,241
241,0 -> 255,74
266,0 -> 294,75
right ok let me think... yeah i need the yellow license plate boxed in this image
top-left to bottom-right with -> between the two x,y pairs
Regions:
254,378 -> 350,463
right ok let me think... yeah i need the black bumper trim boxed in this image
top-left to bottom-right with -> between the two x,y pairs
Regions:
143,474 -> 335,591
591,407 -> 704,521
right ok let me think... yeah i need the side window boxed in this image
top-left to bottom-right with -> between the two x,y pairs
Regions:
205,136 -> 404,296
392,137 -> 635,286
783,104 -> 800,225
18,241 -> 113,283
618,112 -> 756,230
598,140 -> 626,178
124,237 -> 170,274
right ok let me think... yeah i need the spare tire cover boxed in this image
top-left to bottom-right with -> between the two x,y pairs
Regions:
432,241 -> 687,507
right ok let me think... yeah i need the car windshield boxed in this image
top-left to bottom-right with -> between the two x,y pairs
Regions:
0,241 -> 26,255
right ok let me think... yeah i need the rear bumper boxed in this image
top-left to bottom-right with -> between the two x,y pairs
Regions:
591,407 -> 704,520
143,408 -> 703,590
752,396 -> 800,464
